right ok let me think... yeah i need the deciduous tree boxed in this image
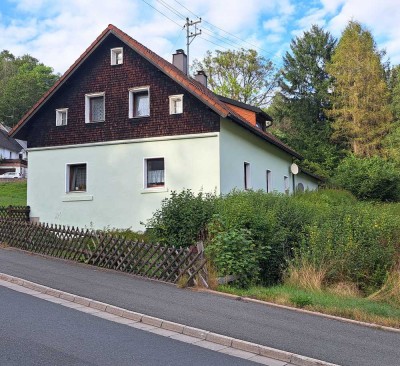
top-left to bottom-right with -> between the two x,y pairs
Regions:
192,49 -> 277,107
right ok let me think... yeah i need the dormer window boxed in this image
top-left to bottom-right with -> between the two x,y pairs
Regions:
111,47 -> 123,65
169,95 -> 183,114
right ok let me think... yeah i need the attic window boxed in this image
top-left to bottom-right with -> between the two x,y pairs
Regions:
56,108 -> 68,126
169,95 -> 183,114
111,47 -> 123,65
129,87 -> 150,118
85,92 -> 105,123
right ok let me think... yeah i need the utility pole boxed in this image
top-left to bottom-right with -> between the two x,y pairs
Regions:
185,17 -> 201,75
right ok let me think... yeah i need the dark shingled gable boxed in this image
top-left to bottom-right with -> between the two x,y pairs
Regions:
10,24 -> 301,159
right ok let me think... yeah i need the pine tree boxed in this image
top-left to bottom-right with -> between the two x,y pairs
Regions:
269,25 -> 340,177
327,21 -> 392,157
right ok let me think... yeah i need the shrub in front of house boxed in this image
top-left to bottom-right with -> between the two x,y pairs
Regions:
145,189 -> 217,247
146,188 -> 400,292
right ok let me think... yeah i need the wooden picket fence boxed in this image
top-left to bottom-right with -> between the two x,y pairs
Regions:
0,206 -> 30,221
0,219 -> 208,287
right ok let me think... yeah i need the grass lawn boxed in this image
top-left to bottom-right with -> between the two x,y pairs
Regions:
0,180 -> 27,206
218,284 -> 400,329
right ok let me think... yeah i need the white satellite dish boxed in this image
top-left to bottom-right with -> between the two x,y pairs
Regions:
290,163 -> 299,175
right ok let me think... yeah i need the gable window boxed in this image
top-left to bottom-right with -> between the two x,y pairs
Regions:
85,93 -> 105,123
145,158 -> 164,188
244,162 -> 251,190
111,47 -> 123,65
169,94 -> 183,114
129,87 -> 150,118
67,164 -> 87,192
266,169 -> 272,193
56,108 -> 68,126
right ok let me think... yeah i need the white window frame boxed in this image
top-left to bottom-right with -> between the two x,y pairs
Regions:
111,47 -> 123,65
266,169 -> 272,193
244,162 -> 251,190
169,94 -> 183,115
66,163 -> 87,193
129,87 -> 150,118
85,92 -> 105,124
56,108 -> 68,126
284,175 -> 289,194
143,157 -> 165,190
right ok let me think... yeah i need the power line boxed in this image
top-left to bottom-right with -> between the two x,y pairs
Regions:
140,0 -> 183,28
156,0 -> 187,20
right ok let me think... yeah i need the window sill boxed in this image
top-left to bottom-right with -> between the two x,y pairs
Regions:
62,194 -> 93,202
141,187 -> 168,194
129,115 -> 150,119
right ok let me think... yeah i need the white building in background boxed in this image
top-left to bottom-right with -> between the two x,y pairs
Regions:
0,123 -> 27,177
10,24 -> 319,230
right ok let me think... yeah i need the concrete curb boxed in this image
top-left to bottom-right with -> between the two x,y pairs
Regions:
197,288 -> 400,334
0,272 -> 339,366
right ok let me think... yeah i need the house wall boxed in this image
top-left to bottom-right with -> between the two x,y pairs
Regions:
0,148 -> 18,159
18,34 -> 220,147
295,172 -> 319,191
27,133 -> 220,230
219,119 -> 295,194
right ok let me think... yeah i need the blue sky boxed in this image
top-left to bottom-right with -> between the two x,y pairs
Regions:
0,0 -> 399,74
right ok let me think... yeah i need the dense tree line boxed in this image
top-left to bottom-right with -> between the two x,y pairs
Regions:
0,50 -> 59,128
196,20 -> 400,200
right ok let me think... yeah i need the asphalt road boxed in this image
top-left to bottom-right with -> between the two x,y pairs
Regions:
0,248 -> 399,366
0,286 -> 259,366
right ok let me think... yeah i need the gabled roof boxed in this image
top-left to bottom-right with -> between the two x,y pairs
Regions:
0,128 -> 24,153
9,24 -> 301,159
216,94 -> 273,121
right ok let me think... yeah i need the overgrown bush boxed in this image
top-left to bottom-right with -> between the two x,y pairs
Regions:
145,189 -> 216,247
205,217 -> 260,288
146,188 -> 400,292
334,155 -> 400,201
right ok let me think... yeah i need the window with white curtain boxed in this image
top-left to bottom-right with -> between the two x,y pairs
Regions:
145,158 -> 164,188
85,92 -> 105,123
129,87 -> 150,118
67,164 -> 87,192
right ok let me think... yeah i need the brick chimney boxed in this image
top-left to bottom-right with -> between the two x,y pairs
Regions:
172,49 -> 187,74
195,70 -> 207,88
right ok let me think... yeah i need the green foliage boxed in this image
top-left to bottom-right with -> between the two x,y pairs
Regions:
147,189 -> 399,293
0,50 -> 59,127
270,25 -> 341,178
145,189 -> 216,247
205,217 -> 259,287
192,48 -> 278,107
327,21 -> 392,156
334,155 -> 400,201
290,293 -> 313,308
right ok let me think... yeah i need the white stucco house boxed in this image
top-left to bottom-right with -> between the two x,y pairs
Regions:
0,123 -> 28,177
9,24 -> 319,230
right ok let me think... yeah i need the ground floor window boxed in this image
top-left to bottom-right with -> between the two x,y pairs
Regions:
145,158 -> 164,188
68,164 -> 87,192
